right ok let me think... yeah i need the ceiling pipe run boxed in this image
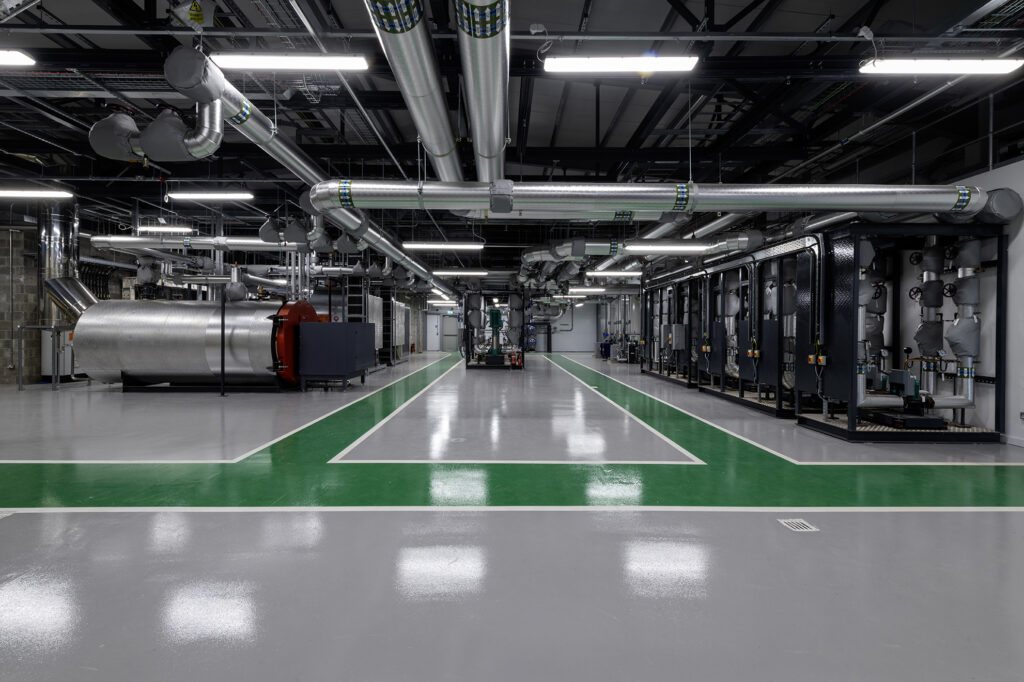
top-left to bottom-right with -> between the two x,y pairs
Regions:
308,179 -> 988,215
455,0 -> 509,181
362,0 -> 463,181
162,47 -> 454,297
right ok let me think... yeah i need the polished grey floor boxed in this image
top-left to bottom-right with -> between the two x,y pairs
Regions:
565,354 -> 1024,464
340,356 -> 695,463
2,509 -> 1023,682
0,354 -> 448,462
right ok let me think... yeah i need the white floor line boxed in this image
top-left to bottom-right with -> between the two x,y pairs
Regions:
0,354 -> 452,465
336,459 -> 695,465
543,356 -> 704,464
329,360 -> 463,462
555,354 -> 1024,467
3,506 -> 1024,514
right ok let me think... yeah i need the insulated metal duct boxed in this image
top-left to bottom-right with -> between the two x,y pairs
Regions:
362,0 -> 463,181
92,235 -> 307,252
89,102 -> 223,162
455,0 -> 509,181
309,179 -> 988,215
162,46 -> 453,296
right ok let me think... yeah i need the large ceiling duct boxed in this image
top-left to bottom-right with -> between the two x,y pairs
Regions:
308,179 -> 989,215
161,46 -> 454,296
362,0 -> 463,181
455,0 -> 509,181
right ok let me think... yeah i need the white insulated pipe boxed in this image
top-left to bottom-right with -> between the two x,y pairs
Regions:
309,179 -> 987,215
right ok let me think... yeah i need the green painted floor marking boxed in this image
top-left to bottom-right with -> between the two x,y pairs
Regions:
1,352 -> 1023,509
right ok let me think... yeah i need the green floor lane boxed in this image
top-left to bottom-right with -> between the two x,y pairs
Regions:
2,352 -> 1024,509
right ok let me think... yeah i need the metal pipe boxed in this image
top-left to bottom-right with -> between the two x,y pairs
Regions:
456,0 -> 509,181
91,235 -> 306,252
42,277 -> 98,322
362,0 -> 463,181
6,228 -> 12,369
309,179 -> 988,215
162,46 -> 454,296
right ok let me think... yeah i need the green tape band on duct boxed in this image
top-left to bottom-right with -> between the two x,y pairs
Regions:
229,100 -> 251,125
338,179 -> 353,208
951,185 -> 972,212
367,0 -> 423,34
454,0 -> 507,39
674,183 -> 690,211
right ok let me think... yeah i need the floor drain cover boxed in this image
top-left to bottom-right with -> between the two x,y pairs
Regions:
778,518 -> 819,532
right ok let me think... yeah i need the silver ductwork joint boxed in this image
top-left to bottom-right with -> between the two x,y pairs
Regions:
89,101 -> 224,162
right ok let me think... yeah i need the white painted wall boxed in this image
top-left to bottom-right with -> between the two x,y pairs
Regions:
551,303 -> 598,352
956,162 -> 1024,445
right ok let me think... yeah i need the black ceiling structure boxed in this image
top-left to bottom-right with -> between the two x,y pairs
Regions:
1,0 -> 1023,273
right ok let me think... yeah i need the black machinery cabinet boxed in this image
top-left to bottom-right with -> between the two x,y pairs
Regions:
298,322 -> 376,389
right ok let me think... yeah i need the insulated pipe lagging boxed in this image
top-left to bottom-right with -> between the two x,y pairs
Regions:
309,180 -> 988,215
456,0 -> 509,181
89,102 -> 223,162
362,0 -> 463,181
162,46 -> 453,297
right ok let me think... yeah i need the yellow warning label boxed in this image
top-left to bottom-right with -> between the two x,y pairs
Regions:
188,0 -> 203,23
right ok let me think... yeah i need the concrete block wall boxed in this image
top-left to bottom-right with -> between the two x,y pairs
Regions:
0,230 -> 40,384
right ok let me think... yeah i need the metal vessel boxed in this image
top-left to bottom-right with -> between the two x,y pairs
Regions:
74,299 -> 317,385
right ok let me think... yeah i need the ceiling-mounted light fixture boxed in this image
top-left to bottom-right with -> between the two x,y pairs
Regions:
211,53 -> 369,71
166,191 -> 255,201
586,270 -> 640,277
552,294 -> 586,299
568,287 -> 605,293
575,302 -> 585,308
859,58 -> 1024,75
404,242 -> 484,251
623,241 -> 711,254
431,288 -> 450,300
433,270 -> 488,276
137,226 -> 195,235
428,300 -> 459,306
0,50 -> 35,66
0,189 -> 73,199
544,56 -> 698,73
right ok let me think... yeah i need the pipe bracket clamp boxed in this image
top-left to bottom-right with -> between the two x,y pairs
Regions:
951,186 -> 972,212
337,179 -> 353,208
674,183 -> 691,211
490,179 -> 514,213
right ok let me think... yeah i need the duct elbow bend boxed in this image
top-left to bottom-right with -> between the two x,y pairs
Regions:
308,181 -> 342,214
164,46 -> 228,103
182,100 -> 224,158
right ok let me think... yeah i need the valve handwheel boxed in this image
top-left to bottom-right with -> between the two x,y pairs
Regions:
908,287 -> 922,301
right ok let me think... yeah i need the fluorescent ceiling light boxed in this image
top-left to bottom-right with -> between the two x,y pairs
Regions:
137,226 -> 195,234
859,59 -> 1024,75
0,189 -> 73,199
569,287 -> 605,293
0,50 -> 35,66
404,242 -> 484,251
586,270 -> 640,277
167,191 -> 255,201
211,53 -> 368,71
492,297 -> 499,304
433,270 -> 488,276
428,300 -> 458,306
552,295 -> 585,299
624,241 -> 710,254
575,302 -> 585,308
544,56 -> 698,73
431,288 -> 450,300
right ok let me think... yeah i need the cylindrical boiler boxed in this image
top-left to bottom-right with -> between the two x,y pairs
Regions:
74,299 -> 317,385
